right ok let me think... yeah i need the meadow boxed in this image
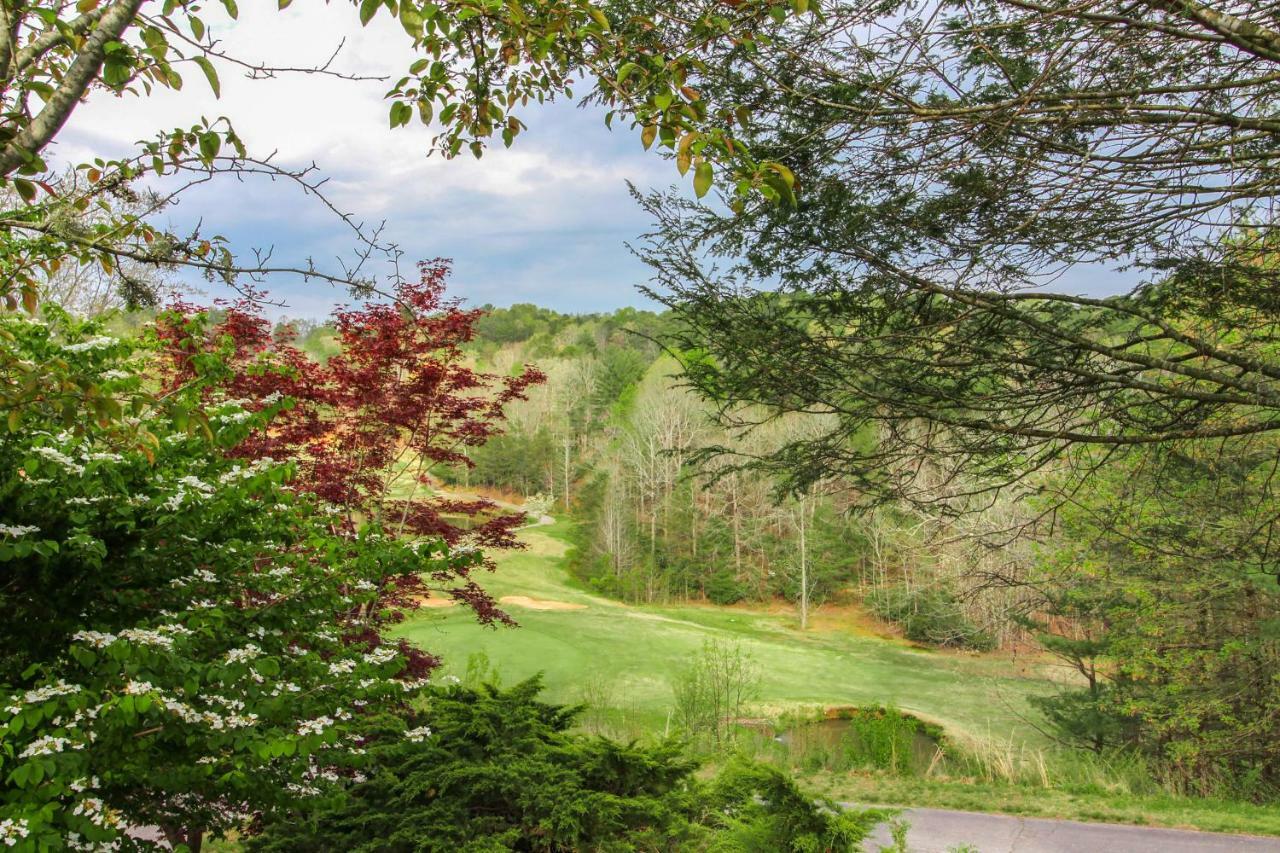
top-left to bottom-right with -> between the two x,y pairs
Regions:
392,518 -> 1280,838
393,519 -> 1052,742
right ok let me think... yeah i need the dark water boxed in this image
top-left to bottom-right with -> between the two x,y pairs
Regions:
770,711 -> 945,775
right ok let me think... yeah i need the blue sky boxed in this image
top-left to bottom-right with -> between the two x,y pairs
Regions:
59,2 -> 671,319
56,2 -> 1133,319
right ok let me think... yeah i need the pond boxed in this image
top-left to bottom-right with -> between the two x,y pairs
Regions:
761,707 -> 946,775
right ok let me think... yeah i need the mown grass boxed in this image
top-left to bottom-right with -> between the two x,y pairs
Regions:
391,519 -> 1280,838
394,520 -> 1053,745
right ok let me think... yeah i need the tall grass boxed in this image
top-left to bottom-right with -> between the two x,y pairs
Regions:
735,706 -> 1177,799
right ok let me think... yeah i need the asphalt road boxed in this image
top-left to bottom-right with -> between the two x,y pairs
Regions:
860,807 -> 1280,852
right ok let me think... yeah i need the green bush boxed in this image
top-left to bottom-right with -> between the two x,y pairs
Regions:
250,678 -> 888,852
841,707 -> 938,774
866,584 -> 995,651
706,570 -> 748,605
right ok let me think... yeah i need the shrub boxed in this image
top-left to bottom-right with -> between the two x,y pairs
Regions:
705,570 -> 747,606
866,584 -> 995,651
251,679 -> 887,852
671,640 -> 760,748
0,309 -> 475,848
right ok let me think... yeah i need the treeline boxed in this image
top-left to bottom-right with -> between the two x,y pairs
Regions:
451,306 -> 1007,650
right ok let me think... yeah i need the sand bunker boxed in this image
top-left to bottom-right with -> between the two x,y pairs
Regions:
499,595 -> 586,612
412,594 -> 459,608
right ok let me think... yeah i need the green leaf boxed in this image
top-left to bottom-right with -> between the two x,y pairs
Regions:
694,160 -> 713,198
12,179 -> 35,203
198,132 -> 221,162
641,123 -> 657,150
389,101 -> 413,128
766,161 -> 795,187
360,0 -> 379,25
400,4 -> 423,33
222,0 -> 238,18
192,56 -> 220,98
102,55 -> 131,88
616,62 -> 639,85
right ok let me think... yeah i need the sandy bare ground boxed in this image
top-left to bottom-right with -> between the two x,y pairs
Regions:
499,595 -> 586,611
412,594 -> 459,608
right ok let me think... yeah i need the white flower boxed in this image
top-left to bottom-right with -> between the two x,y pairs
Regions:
328,659 -> 356,676
20,734 -> 74,758
62,336 -> 116,353
118,628 -> 175,650
404,725 -> 432,743
362,646 -> 398,666
87,452 -> 124,462
223,644 -> 262,665
227,713 -> 259,729
176,475 -> 215,495
101,369 -> 131,380
0,524 -> 39,537
71,797 -> 121,828
31,446 -> 85,474
0,817 -> 30,846
297,716 -> 333,737
18,679 -> 80,704
123,680 -> 155,695
69,775 -> 99,792
72,630 -> 117,648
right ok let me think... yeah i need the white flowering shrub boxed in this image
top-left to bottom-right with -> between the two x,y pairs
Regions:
0,311 -> 480,849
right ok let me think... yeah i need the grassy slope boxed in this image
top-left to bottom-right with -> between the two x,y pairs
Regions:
391,519 -> 1280,838
394,520 -> 1051,742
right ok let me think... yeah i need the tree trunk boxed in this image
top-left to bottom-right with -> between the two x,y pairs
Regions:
798,493 -> 809,630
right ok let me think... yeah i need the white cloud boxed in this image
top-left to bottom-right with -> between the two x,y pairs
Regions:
54,2 -> 672,315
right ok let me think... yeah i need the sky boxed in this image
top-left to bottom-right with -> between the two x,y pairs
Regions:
57,2 -> 671,319
55,3 -> 1134,319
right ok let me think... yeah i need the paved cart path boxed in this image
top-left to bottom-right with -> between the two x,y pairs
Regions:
859,806 -> 1280,852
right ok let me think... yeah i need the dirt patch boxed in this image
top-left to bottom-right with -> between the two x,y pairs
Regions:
499,595 -> 586,612
413,594 -> 459,609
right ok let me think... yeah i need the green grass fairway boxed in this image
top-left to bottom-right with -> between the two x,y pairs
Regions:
392,519 -> 1054,744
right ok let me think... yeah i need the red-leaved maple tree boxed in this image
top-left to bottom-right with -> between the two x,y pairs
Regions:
157,259 -> 545,623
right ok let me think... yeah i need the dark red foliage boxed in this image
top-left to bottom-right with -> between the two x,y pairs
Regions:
155,260 -> 545,631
